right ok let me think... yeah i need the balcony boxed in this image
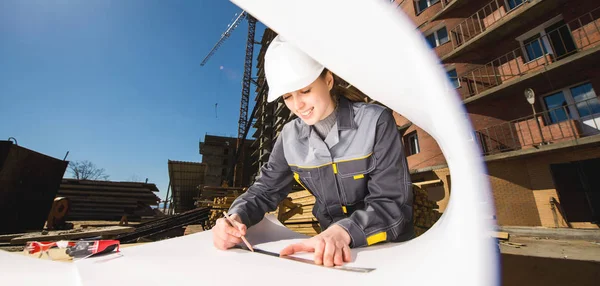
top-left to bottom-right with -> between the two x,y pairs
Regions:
430,0 -> 473,22
443,0 -> 565,63
475,98 -> 600,157
458,8 -> 600,101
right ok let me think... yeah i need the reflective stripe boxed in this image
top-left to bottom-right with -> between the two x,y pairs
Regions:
335,152 -> 373,163
287,153 -> 373,169
366,232 -> 387,246
353,174 -> 364,180
342,205 -> 347,213
289,162 -> 333,169
332,163 -> 338,174
293,172 -> 308,190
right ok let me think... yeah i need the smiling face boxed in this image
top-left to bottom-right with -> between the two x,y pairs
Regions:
282,70 -> 336,126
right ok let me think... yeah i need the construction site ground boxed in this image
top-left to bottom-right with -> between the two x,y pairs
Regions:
500,235 -> 600,286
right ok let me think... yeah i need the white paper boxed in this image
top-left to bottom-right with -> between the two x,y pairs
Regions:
74,215 -> 372,286
0,248 -> 81,286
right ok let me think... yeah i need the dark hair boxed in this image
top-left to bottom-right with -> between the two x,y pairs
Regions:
319,68 -> 365,103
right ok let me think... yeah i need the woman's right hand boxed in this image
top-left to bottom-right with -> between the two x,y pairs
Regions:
212,213 -> 247,250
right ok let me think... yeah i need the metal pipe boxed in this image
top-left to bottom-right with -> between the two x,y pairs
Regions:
532,104 -> 546,144
163,181 -> 171,214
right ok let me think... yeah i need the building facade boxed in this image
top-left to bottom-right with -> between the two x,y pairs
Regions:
395,0 -> 600,228
250,0 -> 600,229
199,134 -> 257,188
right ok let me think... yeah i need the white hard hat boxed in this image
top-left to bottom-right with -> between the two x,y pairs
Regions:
264,35 -> 325,102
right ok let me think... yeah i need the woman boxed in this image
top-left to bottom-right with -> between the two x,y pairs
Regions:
212,35 -> 413,267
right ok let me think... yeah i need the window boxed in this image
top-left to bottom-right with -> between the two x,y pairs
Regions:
416,0 -> 440,14
221,168 -> 228,177
506,0 -> 525,11
446,68 -> 460,89
517,16 -> 577,62
222,159 -> 228,166
404,132 -> 420,156
425,26 -> 449,48
545,20 -> 577,59
223,148 -> 229,155
523,34 -> 548,61
571,83 -> 600,118
543,91 -> 570,124
543,83 -> 600,124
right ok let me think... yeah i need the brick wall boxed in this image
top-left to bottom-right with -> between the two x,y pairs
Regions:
487,159 -> 541,226
392,112 -> 447,170
404,124 -> 447,170
398,0 -> 443,28
411,144 -> 600,228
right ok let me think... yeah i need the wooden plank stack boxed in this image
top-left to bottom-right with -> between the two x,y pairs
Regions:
196,186 -> 245,230
273,190 -> 321,237
57,179 -> 161,221
412,186 -> 442,237
275,186 -> 443,238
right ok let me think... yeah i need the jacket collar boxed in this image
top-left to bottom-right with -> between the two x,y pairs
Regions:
299,96 -> 357,139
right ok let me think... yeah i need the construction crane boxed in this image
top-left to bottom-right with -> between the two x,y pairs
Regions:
201,10 -> 258,187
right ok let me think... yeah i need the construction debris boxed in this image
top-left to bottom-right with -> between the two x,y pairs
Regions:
0,140 -> 69,234
184,225 -> 204,235
492,231 -> 510,240
115,207 -> 210,243
10,226 -> 135,245
57,179 -> 161,221
500,241 -> 526,248
45,197 -> 72,231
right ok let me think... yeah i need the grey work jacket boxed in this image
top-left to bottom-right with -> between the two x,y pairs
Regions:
229,96 -> 414,248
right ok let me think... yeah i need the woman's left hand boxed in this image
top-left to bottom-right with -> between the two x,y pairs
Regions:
279,224 -> 352,267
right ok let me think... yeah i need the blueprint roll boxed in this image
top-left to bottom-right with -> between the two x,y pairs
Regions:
230,0 -> 500,284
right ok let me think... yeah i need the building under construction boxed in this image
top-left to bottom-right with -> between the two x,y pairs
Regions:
394,0 -> 600,229
248,0 -> 600,230
199,134 -> 257,187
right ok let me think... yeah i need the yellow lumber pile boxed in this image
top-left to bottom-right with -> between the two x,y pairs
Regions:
195,186 -> 246,230
272,190 -> 320,237
412,186 -> 442,237
275,185 -> 443,238
197,196 -> 239,230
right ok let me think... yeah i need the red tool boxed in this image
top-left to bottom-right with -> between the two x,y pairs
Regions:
25,240 -> 121,259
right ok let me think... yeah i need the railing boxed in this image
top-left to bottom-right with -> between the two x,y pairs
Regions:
475,98 -> 600,156
441,0 -> 455,9
459,7 -> 600,99
450,0 -> 527,49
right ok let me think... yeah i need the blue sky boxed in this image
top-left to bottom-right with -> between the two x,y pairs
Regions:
0,0 -> 264,199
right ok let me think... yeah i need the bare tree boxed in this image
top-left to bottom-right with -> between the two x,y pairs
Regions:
69,160 -> 110,181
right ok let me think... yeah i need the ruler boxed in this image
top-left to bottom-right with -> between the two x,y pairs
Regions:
234,246 -> 376,273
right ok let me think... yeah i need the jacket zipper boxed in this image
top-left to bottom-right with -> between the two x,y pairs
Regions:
331,162 -> 347,215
